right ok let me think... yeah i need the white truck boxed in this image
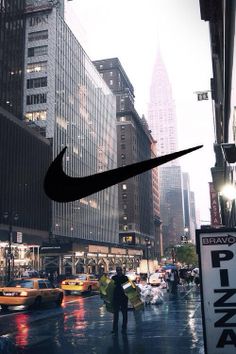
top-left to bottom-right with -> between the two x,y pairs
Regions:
137,259 -> 159,274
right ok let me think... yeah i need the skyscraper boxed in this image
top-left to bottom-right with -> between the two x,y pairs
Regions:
148,50 -> 184,251
23,1 -> 119,246
0,0 -> 25,117
93,58 -> 156,257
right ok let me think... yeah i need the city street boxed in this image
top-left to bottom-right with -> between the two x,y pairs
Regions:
0,286 -> 204,354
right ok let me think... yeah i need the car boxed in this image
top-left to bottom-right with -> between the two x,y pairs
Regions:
0,278 -> 63,311
61,274 -> 99,295
149,272 -> 166,287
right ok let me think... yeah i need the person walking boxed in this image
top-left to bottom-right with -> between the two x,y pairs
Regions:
168,269 -> 179,294
111,266 -> 129,334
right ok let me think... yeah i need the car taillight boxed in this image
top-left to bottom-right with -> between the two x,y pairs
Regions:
19,291 -> 28,297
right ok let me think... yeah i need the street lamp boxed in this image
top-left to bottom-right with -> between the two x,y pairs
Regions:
3,212 -> 19,283
145,237 -> 151,283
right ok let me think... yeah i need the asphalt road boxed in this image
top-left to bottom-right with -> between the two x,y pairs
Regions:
0,288 -> 204,354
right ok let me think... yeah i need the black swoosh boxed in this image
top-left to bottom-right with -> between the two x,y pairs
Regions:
44,145 -> 203,202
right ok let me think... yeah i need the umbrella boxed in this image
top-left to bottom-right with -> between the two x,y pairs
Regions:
162,264 -> 177,270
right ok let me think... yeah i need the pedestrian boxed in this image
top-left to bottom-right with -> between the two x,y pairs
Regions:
111,266 -> 129,334
168,269 -> 179,294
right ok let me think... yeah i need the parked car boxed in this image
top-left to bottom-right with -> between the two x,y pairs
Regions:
0,278 -> 63,311
61,274 -> 99,295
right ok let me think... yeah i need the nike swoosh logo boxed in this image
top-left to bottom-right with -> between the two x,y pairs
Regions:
43,145 -> 203,202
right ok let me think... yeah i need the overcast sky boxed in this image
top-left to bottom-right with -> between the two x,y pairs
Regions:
65,0 -> 215,224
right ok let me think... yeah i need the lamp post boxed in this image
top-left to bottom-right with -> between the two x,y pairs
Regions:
3,212 -> 19,283
145,237 -> 151,283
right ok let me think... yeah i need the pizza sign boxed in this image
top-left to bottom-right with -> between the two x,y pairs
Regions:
196,229 -> 236,354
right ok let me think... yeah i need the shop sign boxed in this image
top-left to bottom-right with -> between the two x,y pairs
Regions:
88,245 -> 108,254
40,243 -> 71,253
196,229 -> 236,354
128,249 -> 143,256
25,0 -> 53,14
16,232 -> 23,243
111,247 -> 126,255
209,182 -> 222,227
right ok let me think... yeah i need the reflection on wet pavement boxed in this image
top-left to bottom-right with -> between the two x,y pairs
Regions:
0,287 -> 204,354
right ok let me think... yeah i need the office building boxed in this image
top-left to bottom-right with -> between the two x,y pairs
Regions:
148,50 -> 185,251
93,58 -> 157,257
0,0 -> 25,118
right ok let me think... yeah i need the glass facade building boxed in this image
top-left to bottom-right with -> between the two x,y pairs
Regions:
0,0 -> 25,118
23,5 -> 118,244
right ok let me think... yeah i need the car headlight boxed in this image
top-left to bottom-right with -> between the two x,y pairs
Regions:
19,291 -> 28,297
62,281 -> 66,285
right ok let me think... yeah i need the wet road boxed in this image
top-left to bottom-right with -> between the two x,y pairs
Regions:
0,287 -> 204,354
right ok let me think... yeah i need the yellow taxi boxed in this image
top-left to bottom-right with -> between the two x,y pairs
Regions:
0,278 -> 63,311
61,274 -> 99,294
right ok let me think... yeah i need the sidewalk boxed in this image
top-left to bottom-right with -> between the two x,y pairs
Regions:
103,286 -> 204,354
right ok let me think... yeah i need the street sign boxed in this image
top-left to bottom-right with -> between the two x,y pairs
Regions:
196,228 -> 236,354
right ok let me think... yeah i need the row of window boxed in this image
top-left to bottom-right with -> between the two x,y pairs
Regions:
27,77 -> 47,89
27,61 -> 47,73
28,45 -> 48,57
28,30 -> 48,42
26,93 -> 47,105
25,110 -> 47,121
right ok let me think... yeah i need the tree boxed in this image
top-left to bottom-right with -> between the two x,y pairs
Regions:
175,244 -> 198,267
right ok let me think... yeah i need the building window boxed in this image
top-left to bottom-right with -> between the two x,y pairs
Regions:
26,93 -> 47,105
123,215 -> 127,220
121,125 -> 125,130
121,143 -> 126,149
123,204 -> 127,210
121,154 -> 125,159
122,235 -> 133,244
123,225 -> 128,231
109,71 -> 113,76
99,64 -> 103,68
25,110 -> 47,121
120,116 -> 126,122
27,77 -> 47,89
109,79 -> 113,86
122,193 -> 127,199
27,61 -> 47,73
122,184 -> 127,190
28,30 -> 48,42
28,45 -> 48,57
121,134 -> 125,140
